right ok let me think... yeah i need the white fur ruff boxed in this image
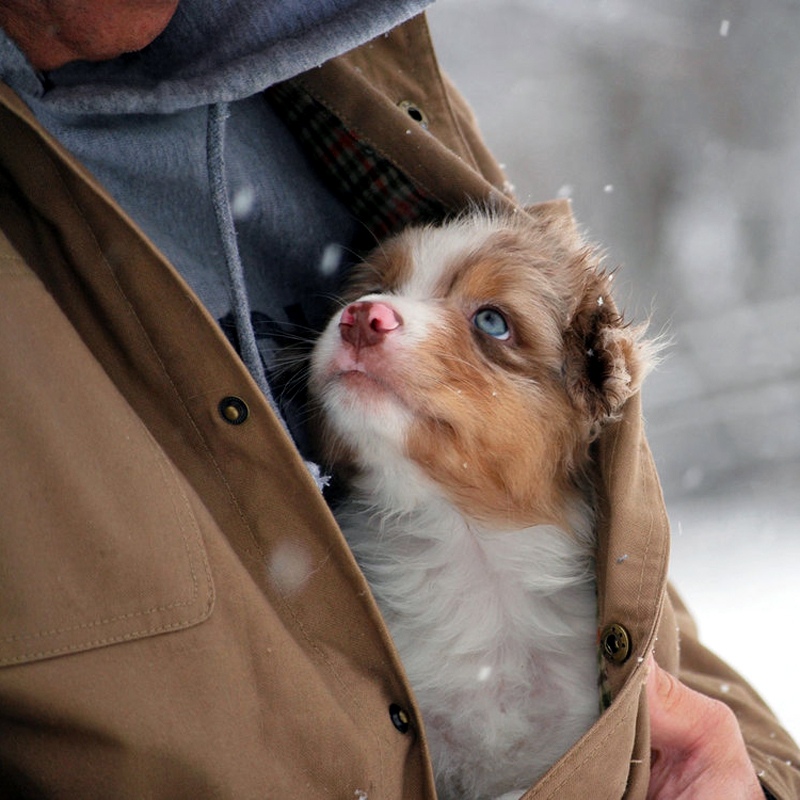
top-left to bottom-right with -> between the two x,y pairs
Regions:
336,467 -> 599,800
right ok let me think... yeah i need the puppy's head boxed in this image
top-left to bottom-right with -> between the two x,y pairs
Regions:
310,203 -> 653,527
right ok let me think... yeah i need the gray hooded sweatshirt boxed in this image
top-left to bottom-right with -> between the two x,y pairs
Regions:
0,0 -> 431,476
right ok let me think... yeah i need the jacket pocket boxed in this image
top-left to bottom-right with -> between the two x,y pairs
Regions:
0,259 -> 214,667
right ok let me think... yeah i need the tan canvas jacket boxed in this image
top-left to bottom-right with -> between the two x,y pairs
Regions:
0,13 -> 797,800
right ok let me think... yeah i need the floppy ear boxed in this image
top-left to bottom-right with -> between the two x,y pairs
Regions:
562,270 -> 651,435
523,199 -> 656,431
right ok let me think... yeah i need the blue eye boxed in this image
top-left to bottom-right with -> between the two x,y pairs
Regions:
473,308 -> 510,340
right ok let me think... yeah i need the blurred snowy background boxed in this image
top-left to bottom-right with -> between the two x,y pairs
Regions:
428,0 -> 800,740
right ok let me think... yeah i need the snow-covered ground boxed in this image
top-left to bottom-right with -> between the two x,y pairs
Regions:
428,0 -> 800,742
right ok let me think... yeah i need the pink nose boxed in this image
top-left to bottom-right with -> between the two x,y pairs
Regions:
339,301 -> 402,349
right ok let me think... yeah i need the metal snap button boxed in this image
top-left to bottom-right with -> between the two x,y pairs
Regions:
389,703 -> 411,734
219,396 -> 249,425
397,100 -> 429,128
601,623 -> 632,664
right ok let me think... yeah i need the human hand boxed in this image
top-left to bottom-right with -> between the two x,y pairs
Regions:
646,658 -> 763,799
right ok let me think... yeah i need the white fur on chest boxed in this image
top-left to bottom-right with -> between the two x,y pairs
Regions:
336,470 -> 599,800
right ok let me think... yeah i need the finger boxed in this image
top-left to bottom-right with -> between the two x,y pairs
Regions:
645,658 -> 764,799
647,658 -> 714,752
646,659 -> 750,766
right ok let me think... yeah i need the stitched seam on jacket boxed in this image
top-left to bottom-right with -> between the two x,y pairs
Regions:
0,619 -> 211,666
413,15 -> 481,173
633,438 -> 670,658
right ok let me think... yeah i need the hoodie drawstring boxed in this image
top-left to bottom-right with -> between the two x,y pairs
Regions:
206,102 -> 327,490
206,102 -> 271,396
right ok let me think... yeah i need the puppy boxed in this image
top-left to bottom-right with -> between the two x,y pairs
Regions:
309,204 -> 653,800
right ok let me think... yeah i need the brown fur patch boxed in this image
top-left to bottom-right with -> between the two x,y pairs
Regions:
315,207 -> 652,527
